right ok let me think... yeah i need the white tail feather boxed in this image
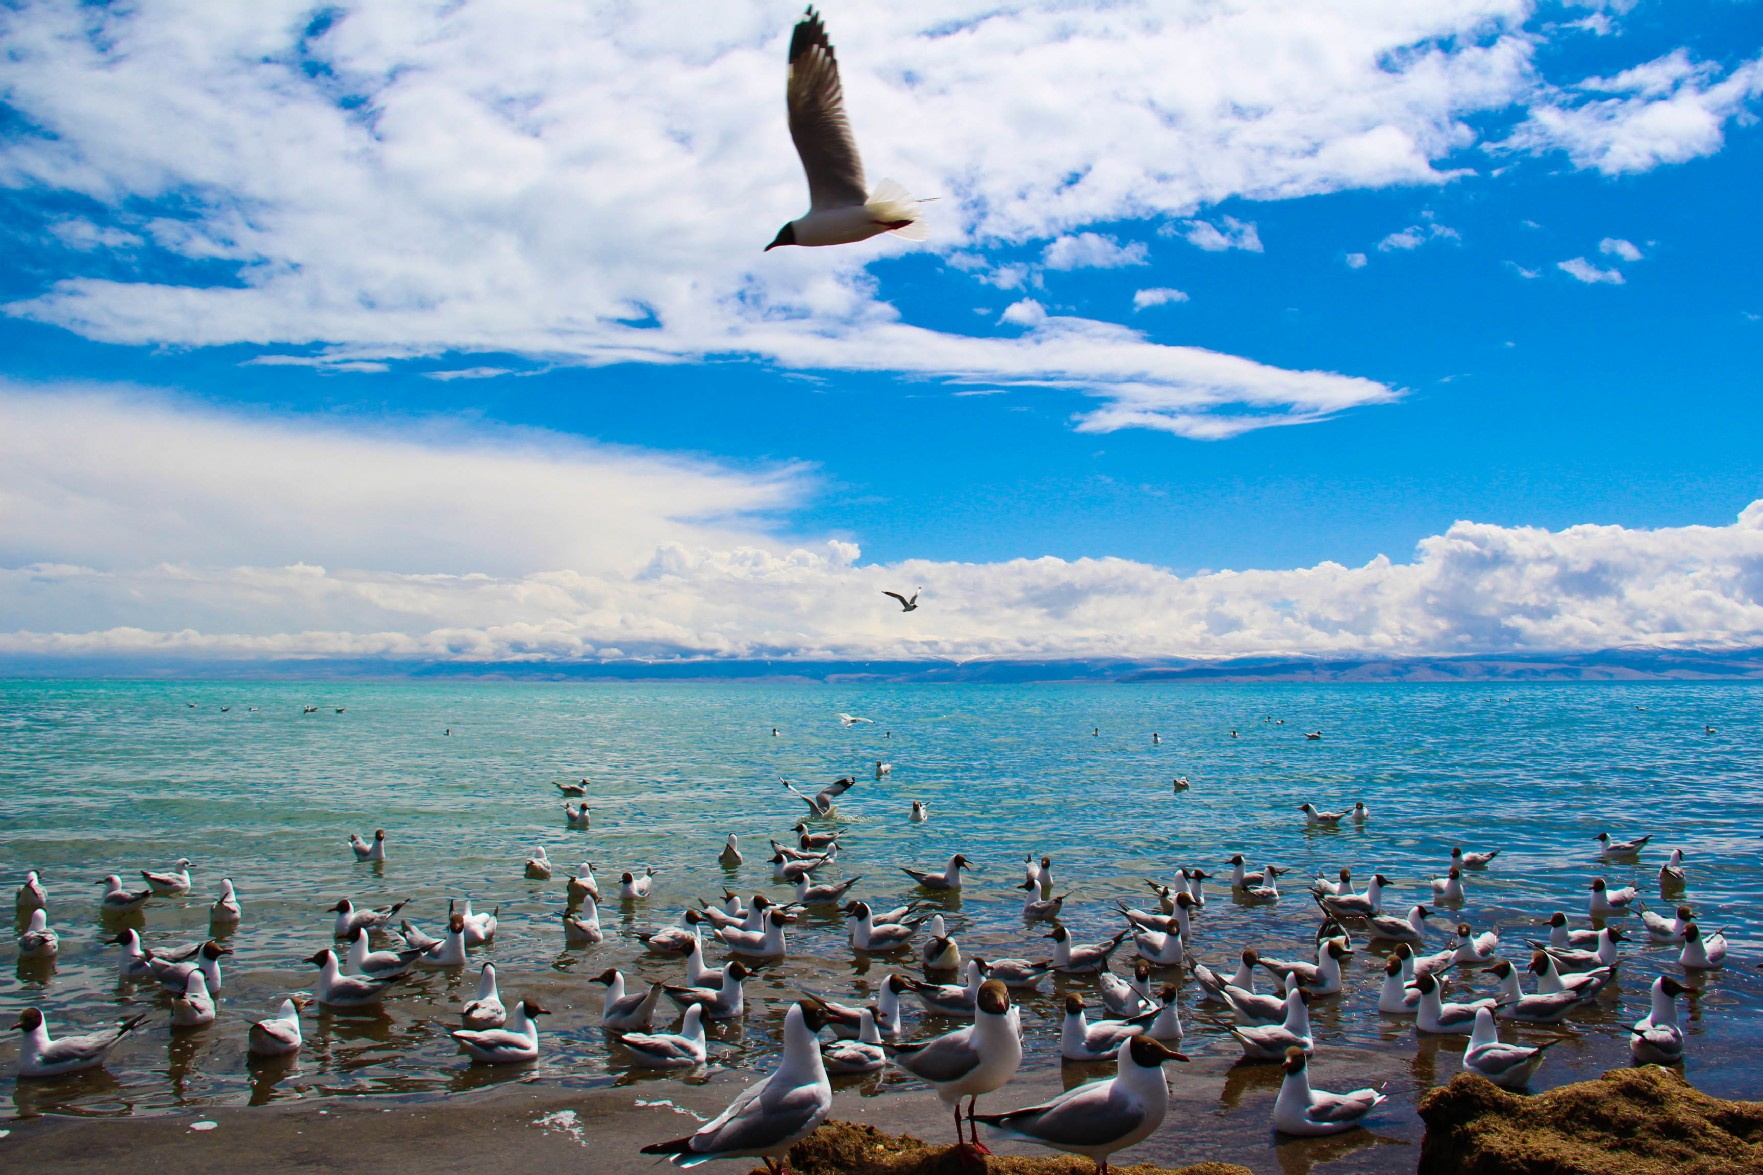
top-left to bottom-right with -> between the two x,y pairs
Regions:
865,178 -> 929,240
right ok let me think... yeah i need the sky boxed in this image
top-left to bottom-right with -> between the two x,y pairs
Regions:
2,0 -> 1761,665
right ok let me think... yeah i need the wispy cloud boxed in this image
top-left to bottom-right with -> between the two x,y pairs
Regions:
1377,221 -> 1461,252
1599,237 -> 1643,261
1557,257 -> 1625,284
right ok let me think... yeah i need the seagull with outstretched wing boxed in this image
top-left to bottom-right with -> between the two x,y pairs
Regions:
883,588 -> 920,612
765,8 -> 927,252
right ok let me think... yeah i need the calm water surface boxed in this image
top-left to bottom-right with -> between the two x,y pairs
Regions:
2,679 -> 1760,1144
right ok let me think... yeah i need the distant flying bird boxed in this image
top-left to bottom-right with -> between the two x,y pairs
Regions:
836,713 -> 873,727
766,8 -> 927,251
883,589 -> 921,612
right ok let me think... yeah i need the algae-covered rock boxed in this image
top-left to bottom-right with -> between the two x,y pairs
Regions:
782,1120 -> 1253,1175
1417,1065 -> 1763,1175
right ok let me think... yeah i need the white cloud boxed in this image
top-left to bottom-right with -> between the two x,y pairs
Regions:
1132,287 -> 1189,310
6,385 -> 1762,664
1344,252 -> 1368,269
1377,221 -> 1461,252
0,385 -> 804,579
1179,216 -> 1264,253
1042,233 -> 1148,270
0,4 -> 1753,442
0,1 -> 1551,441
1509,49 -> 1763,174
1557,257 -> 1624,284
1507,262 -> 1540,279
1599,237 -> 1642,261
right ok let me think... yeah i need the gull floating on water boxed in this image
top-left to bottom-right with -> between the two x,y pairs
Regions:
1479,959 -> 1579,1023
1049,925 -> 1129,974
718,834 -> 743,868
17,870 -> 47,914
1231,984 -> 1314,1057
637,909 -> 703,956
1630,975 -> 1688,1065
1659,848 -> 1687,889
456,898 -> 497,945
1588,876 -> 1638,915
331,897 -> 408,938
1530,950 -> 1612,1003
1596,831 -> 1651,857
642,1002 -> 833,1173
821,1007 -> 887,1074
348,830 -> 387,862
140,857 -> 193,896
902,852 -> 970,892
210,877 -> 242,926
454,999 -> 548,1065
171,969 -> 217,1029
1273,1046 -> 1386,1136
764,10 -> 925,254
620,867 -> 657,901
414,914 -> 470,968
621,1003 -> 709,1070
148,940 -> 229,994
1319,873 -> 1389,919
346,926 -> 423,979
462,963 -> 506,1030
594,968 -> 665,1032
562,898 -> 605,946
1412,973 -> 1496,1036
308,947 -> 403,1008
1680,922 -> 1727,970
13,1008 -> 147,1078
1639,903 -> 1696,944
1366,905 -> 1431,945
1058,994 -> 1149,1062
1452,846 -> 1500,869
1462,1006 -> 1561,1088
564,802 -> 592,828
1299,803 -> 1345,828
1376,954 -> 1421,1015
248,997 -> 309,1057
976,1035 -> 1186,1174
15,907 -> 59,960
910,800 -> 929,823
524,847 -> 552,880
807,974 -> 908,1040
98,874 -> 152,914
109,929 -> 154,981
557,780 -> 589,797
921,914 -> 959,972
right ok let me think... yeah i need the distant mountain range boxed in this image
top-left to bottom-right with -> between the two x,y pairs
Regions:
7,646 -> 1763,683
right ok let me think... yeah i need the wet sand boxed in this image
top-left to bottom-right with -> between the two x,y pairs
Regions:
1,1045 -> 1416,1175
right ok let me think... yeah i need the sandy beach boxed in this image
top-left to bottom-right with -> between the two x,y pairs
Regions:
3,1043 -> 1416,1175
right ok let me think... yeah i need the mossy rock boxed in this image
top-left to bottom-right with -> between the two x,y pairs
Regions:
781,1121 -> 1253,1175
1417,1065 -> 1763,1175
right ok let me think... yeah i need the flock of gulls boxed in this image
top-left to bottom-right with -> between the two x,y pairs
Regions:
10,712 -> 1735,1175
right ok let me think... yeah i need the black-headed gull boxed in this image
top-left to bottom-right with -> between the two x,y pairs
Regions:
16,908 -> 58,959
1461,1007 -> 1562,1090
524,847 -> 552,880
170,970 -> 216,1029
16,870 -> 46,914
821,1007 -> 887,1074
97,874 -> 152,914
593,968 -> 664,1032
307,947 -> 403,1008
1452,846 -> 1500,869
1479,959 -> 1579,1023
620,1003 -> 709,1070
1413,973 -> 1495,1035
330,897 -> 408,938
1588,876 -> 1638,915
1595,831 -> 1651,857
974,1035 -> 1187,1171
1658,848 -> 1687,889
462,963 -> 506,1030
1058,994 -> 1146,1062
718,835 -> 743,868
248,997 -> 309,1057
348,830 -> 387,862
903,853 -> 970,892
888,980 -> 1023,1154
13,1008 -> 147,1078
1273,1047 -> 1386,1136
210,878 -> 242,926
784,774 -> 856,816
1230,985 -> 1314,1058
641,1002 -> 833,1172
1679,922 -> 1727,970
453,1000 -> 547,1065
1629,975 -> 1687,1065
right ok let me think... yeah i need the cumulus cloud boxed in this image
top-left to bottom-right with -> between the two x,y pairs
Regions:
1178,216 -> 1264,253
5,385 -> 1762,663
1344,253 -> 1368,269
1509,49 -> 1763,174
1599,237 -> 1642,261
1042,233 -> 1148,270
1132,288 -> 1189,310
1557,257 -> 1624,284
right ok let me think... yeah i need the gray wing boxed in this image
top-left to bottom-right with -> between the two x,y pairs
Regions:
818,777 -> 857,801
38,1029 -> 124,1067
1468,1042 -> 1538,1074
1306,1088 -> 1382,1122
692,1071 -> 831,1156
892,1026 -> 981,1083
786,10 -> 867,210
453,1028 -> 526,1049
988,1079 -> 1145,1147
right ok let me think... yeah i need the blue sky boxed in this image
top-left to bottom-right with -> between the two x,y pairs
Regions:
1,1 -> 1761,662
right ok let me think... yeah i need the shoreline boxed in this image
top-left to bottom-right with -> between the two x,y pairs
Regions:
2,1047 -> 1418,1175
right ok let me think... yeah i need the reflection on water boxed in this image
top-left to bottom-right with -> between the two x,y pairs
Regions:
3,678 -> 1763,1164
1274,1128 -> 1410,1175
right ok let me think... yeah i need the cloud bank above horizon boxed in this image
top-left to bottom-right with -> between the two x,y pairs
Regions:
2,1 -> 1758,439
5,389 -> 1762,664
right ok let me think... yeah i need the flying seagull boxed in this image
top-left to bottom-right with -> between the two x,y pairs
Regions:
883,589 -> 921,612
766,8 -> 927,251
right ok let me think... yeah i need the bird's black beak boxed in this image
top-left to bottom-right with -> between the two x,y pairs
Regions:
765,223 -> 796,251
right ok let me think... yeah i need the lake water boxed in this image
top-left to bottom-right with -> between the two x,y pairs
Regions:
3,678 -> 1760,1147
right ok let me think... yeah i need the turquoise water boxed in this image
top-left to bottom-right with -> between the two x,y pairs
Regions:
3,679 -> 1760,1135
